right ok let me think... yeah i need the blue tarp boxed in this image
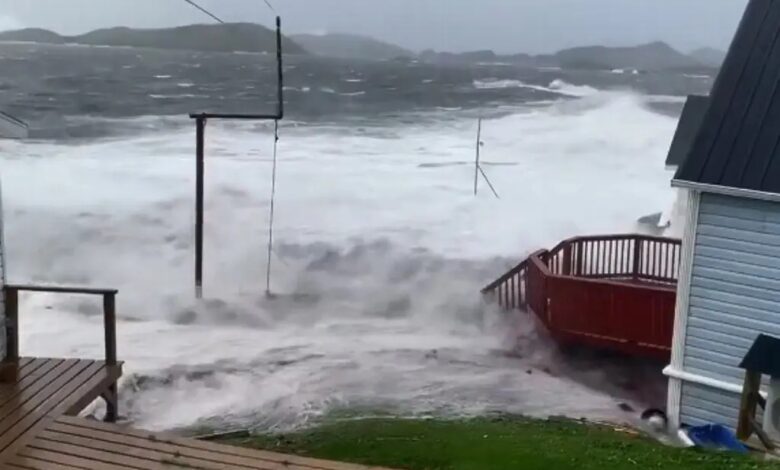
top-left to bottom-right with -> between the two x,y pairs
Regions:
685,424 -> 748,453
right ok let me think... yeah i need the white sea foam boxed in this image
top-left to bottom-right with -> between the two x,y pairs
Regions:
2,92 -> 678,432
282,85 -> 320,94
149,93 -> 206,99
647,95 -> 688,104
547,79 -> 598,97
473,79 -> 532,90
473,78 -> 597,97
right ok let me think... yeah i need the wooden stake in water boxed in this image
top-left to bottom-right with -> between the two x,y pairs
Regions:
473,118 -> 499,199
474,118 -> 482,196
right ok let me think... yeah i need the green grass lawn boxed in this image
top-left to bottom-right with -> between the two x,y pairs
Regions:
225,416 -> 779,470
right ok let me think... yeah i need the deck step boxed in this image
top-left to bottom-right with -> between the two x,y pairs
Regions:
9,415 -> 395,469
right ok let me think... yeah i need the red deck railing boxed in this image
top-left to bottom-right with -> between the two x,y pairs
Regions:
483,234 -> 681,360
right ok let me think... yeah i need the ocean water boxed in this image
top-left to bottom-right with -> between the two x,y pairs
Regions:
0,42 -> 713,432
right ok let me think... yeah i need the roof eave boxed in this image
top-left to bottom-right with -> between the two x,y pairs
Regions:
672,179 -> 780,204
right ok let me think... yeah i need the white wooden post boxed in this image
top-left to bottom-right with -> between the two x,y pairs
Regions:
0,112 -> 26,360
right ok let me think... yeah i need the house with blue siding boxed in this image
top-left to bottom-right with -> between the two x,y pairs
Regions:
666,0 -> 780,431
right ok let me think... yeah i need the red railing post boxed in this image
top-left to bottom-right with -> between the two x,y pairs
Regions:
574,241 -> 583,276
562,242 -> 572,276
632,236 -> 643,280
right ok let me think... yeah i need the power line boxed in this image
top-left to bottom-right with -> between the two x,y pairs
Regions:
182,0 -> 225,24
182,0 -> 278,28
262,0 -> 277,14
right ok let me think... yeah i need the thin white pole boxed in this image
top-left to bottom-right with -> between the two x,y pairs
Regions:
474,117 -> 482,195
265,120 -> 279,295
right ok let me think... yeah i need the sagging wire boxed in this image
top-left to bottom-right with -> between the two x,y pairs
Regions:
183,0 -> 275,21
182,0 -> 225,23
262,0 -> 277,14
181,0 -> 286,296
265,120 -> 280,295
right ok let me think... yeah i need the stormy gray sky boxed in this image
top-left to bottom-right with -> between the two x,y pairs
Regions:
0,0 -> 747,54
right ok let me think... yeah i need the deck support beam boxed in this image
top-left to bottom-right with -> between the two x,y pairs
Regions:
4,286 -> 17,364
102,382 -> 118,423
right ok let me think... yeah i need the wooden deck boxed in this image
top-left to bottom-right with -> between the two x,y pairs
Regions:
9,415 -> 393,470
0,284 -> 395,469
0,358 -> 122,465
0,359 -> 392,470
0,365 -> 391,470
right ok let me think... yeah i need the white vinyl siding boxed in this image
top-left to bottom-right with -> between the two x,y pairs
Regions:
680,192 -> 780,428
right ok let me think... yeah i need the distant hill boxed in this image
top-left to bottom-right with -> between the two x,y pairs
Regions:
420,41 -> 712,72
689,47 -> 726,67
0,26 -> 723,72
292,33 -> 412,60
0,23 -> 306,54
420,49 -> 499,64
555,41 -> 695,70
0,28 -> 66,44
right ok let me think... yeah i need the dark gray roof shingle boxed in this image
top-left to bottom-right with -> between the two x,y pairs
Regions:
665,95 -> 710,168
674,0 -> 780,194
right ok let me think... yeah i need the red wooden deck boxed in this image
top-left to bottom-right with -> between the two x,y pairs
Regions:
483,234 -> 681,361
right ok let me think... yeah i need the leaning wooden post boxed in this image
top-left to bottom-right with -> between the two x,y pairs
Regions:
737,370 -> 761,441
737,334 -> 780,449
195,116 -> 206,299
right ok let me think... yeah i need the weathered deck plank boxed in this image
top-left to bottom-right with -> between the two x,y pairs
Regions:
0,357 -> 392,469
0,357 -> 123,465
16,415 -> 394,470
